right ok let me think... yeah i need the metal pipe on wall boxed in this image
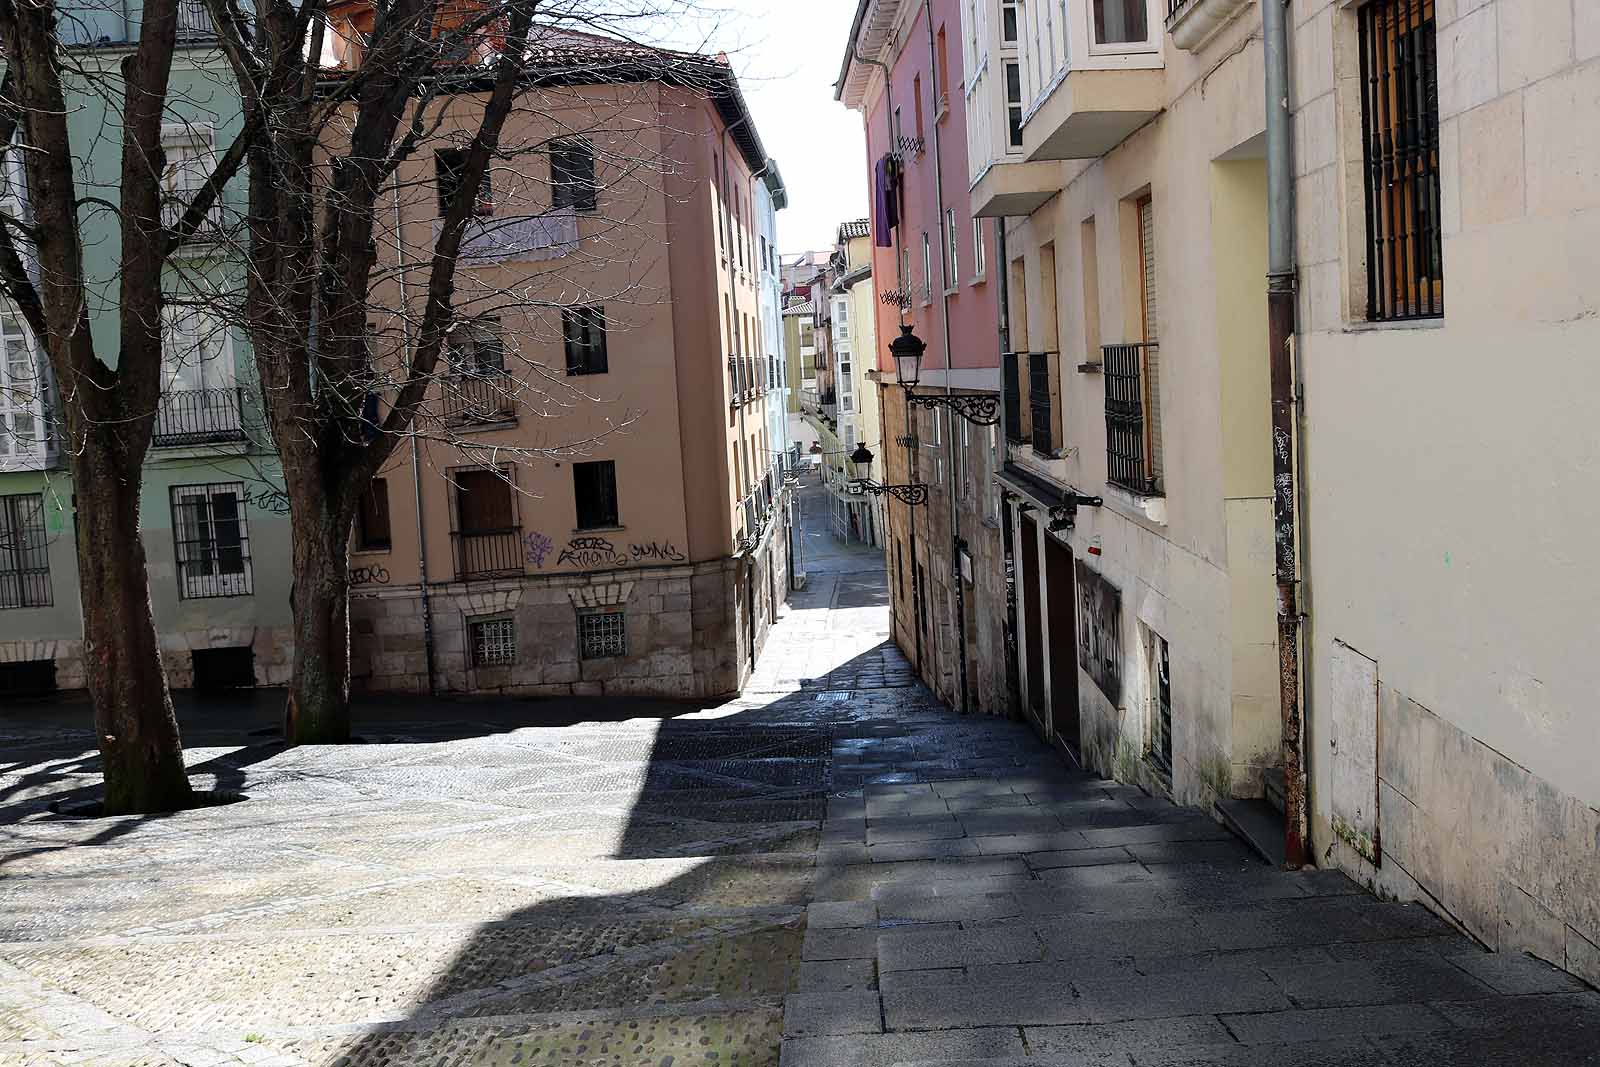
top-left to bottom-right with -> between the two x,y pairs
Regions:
392,176 -> 437,696
994,216 -> 1021,717
1263,0 -> 1307,870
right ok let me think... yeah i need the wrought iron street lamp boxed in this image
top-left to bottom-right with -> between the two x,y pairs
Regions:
891,323 -> 1002,426
847,443 -> 928,506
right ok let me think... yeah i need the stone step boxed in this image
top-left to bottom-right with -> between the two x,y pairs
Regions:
1216,796 -> 1287,868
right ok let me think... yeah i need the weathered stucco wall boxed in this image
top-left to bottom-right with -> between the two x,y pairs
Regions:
1292,0 -> 1600,981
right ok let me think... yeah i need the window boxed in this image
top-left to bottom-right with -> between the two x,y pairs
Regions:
471,617 -> 517,668
452,467 -> 519,579
448,316 -> 505,375
913,74 -> 925,141
945,208 -> 959,284
0,493 -> 50,608
1358,0 -> 1442,321
1004,62 -> 1024,149
157,308 -> 238,445
171,482 -> 252,599
551,137 -> 597,212
1002,0 -> 1019,44
356,478 -> 391,551
935,27 -> 950,114
435,148 -> 492,218
160,122 -> 220,231
579,610 -> 626,659
1092,0 -> 1148,45
563,305 -> 608,375
972,218 -> 986,277
835,299 -> 849,340
0,311 -> 48,463
573,459 -> 618,529
921,232 -> 932,300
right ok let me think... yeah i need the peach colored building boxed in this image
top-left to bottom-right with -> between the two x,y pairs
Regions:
329,30 -> 791,698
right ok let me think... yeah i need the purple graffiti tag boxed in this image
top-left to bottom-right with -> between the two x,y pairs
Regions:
524,531 -> 554,568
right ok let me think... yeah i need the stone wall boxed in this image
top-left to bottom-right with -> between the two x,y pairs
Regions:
158,625 -> 295,689
0,638 -> 86,691
352,497 -> 790,701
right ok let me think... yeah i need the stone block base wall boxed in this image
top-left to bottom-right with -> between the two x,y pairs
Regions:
159,626 -> 295,688
0,638 -> 86,690
352,511 -> 789,701
1321,675 -> 1600,987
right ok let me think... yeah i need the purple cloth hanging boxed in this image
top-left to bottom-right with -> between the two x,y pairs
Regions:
873,155 -> 898,247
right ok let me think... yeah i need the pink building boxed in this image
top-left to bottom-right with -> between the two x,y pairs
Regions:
839,0 -> 1009,715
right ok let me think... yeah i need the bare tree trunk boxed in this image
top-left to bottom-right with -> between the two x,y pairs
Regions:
74,435 -> 193,815
285,497 -> 354,744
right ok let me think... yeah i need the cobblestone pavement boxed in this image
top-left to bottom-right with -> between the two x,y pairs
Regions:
3,480 -> 1598,1066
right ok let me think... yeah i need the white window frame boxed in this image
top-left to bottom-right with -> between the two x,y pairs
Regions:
171,482 -> 253,599
161,121 -> 221,234
945,208 -> 959,286
0,309 -> 49,468
973,218 -> 987,278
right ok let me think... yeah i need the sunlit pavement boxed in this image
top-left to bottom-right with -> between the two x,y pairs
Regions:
2,479 -> 1597,1066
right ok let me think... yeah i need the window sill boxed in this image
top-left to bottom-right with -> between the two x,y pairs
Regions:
970,273 -> 987,286
351,546 -> 392,557
574,525 -> 626,534
1104,482 -> 1168,526
943,286 -> 960,298
1341,316 -> 1446,333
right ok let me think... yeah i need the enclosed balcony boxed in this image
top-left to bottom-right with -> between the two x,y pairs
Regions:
1016,0 -> 1165,162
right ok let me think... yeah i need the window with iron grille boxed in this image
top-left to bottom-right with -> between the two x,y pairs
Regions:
551,137 -> 597,212
356,478 -> 391,551
470,617 -> 517,667
452,467 -> 521,580
435,148 -> 493,218
1145,626 -> 1172,775
1358,0 -> 1442,321
573,460 -> 619,529
563,305 -> 608,375
0,493 -> 51,609
171,482 -> 252,599
579,610 -> 626,659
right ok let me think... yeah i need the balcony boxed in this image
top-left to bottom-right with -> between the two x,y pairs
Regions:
451,527 -> 524,580
441,373 -> 516,426
1017,0 -> 1166,162
1103,342 -> 1162,496
1166,0 -> 1254,51
1028,352 -> 1055,456
176,0 -> 215,39
153,387 -> 245,447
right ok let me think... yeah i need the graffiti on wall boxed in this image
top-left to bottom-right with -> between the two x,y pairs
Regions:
348,565 -> 391,586
524,531 -> 554,568
629,541 -> 686,563
1075,559 -> 1122,704
556,536 -> 628,569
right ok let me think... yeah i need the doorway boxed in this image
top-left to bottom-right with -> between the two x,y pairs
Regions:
1020,514 -> 1046,735
1044,533 -> 1080,762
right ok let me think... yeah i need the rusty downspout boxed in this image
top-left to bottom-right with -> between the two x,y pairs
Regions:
1264,0 -> 1307,869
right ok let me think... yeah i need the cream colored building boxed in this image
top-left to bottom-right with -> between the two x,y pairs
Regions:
955,0 -> 1600,982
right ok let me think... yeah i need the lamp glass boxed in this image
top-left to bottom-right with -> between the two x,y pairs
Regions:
889,323 -> 925,388
848,443 -> 874,481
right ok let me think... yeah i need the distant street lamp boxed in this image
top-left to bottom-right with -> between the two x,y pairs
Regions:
847,443 -> 927,506
892,322 -> 1001,426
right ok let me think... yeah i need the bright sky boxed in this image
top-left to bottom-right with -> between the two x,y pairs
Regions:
710,1 -> 872,256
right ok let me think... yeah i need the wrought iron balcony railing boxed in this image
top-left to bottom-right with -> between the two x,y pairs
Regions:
451,527 -> 524,580
441,373 -> 516,425
1002,351 -> 1024,444
153,387 -> 245,447
1028,351 -> 1054,455
1104,341 -> 1162,496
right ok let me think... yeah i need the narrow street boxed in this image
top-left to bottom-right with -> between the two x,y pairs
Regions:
0,476 -> 1595,1067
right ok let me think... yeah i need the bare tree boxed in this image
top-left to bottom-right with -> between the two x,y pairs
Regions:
202,0 -> 728,743
0,0 -> 244,813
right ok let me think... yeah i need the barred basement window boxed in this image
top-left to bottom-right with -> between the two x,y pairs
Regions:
470,617 -> 517,667
171,482 -> 252,599
1358,0 -> 1442,321
580,610 -> 626,659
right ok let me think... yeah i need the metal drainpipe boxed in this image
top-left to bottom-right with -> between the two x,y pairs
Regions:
393,178 -> 437,696
923,0 -> 968,715
994,216 -> 1021,717
1264,0 -> 1307,870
